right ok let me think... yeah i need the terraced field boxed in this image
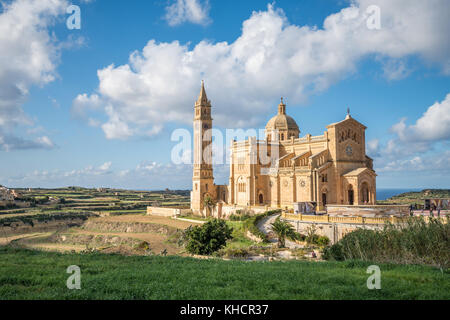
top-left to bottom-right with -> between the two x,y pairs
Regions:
0,188 -> 194,255
1,213 -> 203,256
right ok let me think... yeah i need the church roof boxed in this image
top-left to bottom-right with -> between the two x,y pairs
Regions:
343,167 -> 375,177
327,110 -> 367,129
266,114 -> 299,131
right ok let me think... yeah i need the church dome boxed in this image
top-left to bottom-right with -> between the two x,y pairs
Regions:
265,114 -> 299,132
265,98 -> 300,141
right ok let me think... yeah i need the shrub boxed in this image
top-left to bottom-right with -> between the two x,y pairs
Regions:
229,213 -> 251,221
316,236 -> 330,246
323,217 -> 450,268
218,247 -> 250,258
305,225 -> 318,244
183,219 -> 233,255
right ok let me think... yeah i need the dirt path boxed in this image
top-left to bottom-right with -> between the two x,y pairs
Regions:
257,214 -> 303,249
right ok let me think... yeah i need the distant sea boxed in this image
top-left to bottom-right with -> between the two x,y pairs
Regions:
377,188 -> 423,201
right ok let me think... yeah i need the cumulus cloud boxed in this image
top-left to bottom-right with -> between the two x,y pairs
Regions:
377,151 -> 450,173
370,94 -> 450,173
165,0 -> 211,26
76,1 -> 450,140
0,0 -> 71,151
392,94 -> 450,143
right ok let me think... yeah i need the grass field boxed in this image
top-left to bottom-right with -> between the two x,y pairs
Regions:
0,247 -> 448,300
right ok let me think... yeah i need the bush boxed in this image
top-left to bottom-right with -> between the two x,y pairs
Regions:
183,219 -> 233,255
323,217 -> 450,268
316,236 -> 330,246
229,213 -> 251,221
218,247 -> 250,258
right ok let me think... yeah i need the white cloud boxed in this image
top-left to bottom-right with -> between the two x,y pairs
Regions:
76,1 -> 450,140
370,94 -> 450,174
101,105 -> 134,140
98,161 -> 112,171
381,58 -> 412,81
378,151 -> 450,173
165,0 -> 211,26
71,93 -> 103,119
0,0 -> 70,150
366,139 -> 380,158
392,94 -> 450,142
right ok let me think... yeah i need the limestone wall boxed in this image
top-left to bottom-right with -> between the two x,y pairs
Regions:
284,219 -> 384,244
146,207 -> 191,217
217,205 -> 268,219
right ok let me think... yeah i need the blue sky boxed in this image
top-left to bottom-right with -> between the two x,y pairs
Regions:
0,0 -> 449,190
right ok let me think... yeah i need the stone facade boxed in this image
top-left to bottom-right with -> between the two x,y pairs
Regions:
190,83 -> 377,215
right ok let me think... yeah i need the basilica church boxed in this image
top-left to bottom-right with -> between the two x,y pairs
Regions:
191,82 -> 377,215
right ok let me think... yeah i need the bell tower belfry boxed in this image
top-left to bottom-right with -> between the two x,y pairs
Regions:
191,81 -> 215,215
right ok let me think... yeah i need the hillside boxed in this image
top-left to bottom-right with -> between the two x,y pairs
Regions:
378,189 -> 450,206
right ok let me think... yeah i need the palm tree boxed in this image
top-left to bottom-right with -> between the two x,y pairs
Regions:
271,219 -> 298,248
203,195 -> 216,218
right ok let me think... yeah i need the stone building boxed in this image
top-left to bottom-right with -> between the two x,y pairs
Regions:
0,186 -> 15,202
191,82 -> 377,215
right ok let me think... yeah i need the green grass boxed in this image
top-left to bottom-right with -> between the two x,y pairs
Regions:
224,221 -> 255,249
0,247 -> 448,300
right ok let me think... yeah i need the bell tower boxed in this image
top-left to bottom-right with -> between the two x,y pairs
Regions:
191,81 -> 215,215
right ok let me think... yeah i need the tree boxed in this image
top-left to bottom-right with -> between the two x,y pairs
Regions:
203,195 -> 216,217
184,219 -> 233,255
271,219 -> 299,248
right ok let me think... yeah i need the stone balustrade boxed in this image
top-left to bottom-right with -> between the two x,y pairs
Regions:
282,212 -> 447,225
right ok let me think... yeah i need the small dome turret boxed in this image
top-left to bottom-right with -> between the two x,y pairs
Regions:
265,98 -> 300,141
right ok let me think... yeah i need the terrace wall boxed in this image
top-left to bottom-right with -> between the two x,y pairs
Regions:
146,206 -> 191,217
